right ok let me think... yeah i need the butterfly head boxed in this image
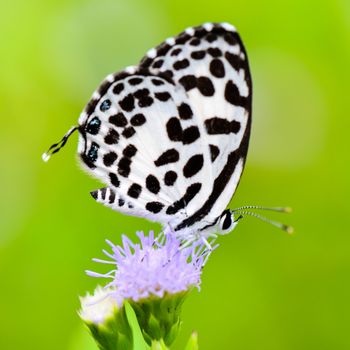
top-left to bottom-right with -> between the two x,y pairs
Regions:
217,209 -> 239,235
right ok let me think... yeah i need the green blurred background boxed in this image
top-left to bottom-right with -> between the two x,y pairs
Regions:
1,0 -> 349,349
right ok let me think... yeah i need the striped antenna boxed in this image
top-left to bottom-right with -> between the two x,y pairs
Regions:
232,205 -> 292,213
42,126 -> 78,162
232,207 -> 293,234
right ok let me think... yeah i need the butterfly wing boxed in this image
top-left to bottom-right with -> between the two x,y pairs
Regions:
78,70 -> 208,228
78,22 -> 252,236
139,23 -> 252,231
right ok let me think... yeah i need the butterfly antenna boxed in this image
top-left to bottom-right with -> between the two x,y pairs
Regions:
232,205 -> 292,213
233,210 -> 294,234
42,126 -> 78,162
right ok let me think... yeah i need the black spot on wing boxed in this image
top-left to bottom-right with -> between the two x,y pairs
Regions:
178,103 -> 193,120
104,129 -> 120,144
191,50 -> 206,60
100,99 -> 111,112
224,80 -> 248,108
155,92 -> 171,102
152,59 -> 164,69
113,83 -> 124,94
134,88 -> 149,98
224,32 -> 238,45
205,33 -> 217,43
109,173 -> 120,187
109,188 -> 116,204
175,151 -> 243,231
164,171 -> 177,186
119,94 -> 135,112
189,38 -> 200,46
205,117 -> 241,135
183,154 -> 204,178
130,113 -> 146,126
175,32 -> 191,45
166,183 -> 202,215
209,144 -> 220,162
207,47 -> 222,57
225,51 -> 244,71
173,59 -> 190,70
146,175 -> 160,194
151,78 -> 165,86
146,201 -> 164,213
166,118 -> 182,142
110,113 -> 128,127
154,149 -> 179,167
170,48 -> 182,56
118,157 -> 131,177
86,117 -> 101,135
100,187 -> 107,200
129,77 -> 143,85
182,126 -> 200,145
87,142 -> 99,162
122,127 -> 136,138
161,70 -> 174,81
197,76 -> 215,96
128,183 -> 142,199
103,152 -> 118,167
179,75 -> 197,91
123,144 -> 137,158
210,59 -> 225,78
135,88 -> 153,107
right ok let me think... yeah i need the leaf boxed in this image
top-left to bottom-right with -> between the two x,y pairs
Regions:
150,339 -> 169,350
125,302 -> 150,350
184,332 -> 199,350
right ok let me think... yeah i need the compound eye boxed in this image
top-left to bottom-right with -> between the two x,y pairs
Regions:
218,210 -> 234,234
221,212 -> 232,230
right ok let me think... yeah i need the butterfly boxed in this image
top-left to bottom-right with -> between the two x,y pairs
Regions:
43,22 -> 292,246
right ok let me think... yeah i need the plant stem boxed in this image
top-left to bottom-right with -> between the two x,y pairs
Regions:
150,339 -> 169,350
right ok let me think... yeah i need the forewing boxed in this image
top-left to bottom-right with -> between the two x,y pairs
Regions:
77,22 -> 252,233
78,71 -> 207,226
139,23 -> 252,228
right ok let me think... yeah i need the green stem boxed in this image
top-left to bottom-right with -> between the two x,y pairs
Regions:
150,339 -> 169,350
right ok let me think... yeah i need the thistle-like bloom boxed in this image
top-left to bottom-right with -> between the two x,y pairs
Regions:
79,286 -> 121,324
86,231 -> 213,346
87,231 -> 210,301
79,286 -> 133,350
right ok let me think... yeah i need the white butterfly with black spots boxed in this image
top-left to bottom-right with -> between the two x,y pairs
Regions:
44,22 -> 258,243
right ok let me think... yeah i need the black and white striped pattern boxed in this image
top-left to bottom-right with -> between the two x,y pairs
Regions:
77,22 -> 252,241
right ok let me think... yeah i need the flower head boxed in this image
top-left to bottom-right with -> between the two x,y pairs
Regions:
88,231 -> 209,302
79,286 -> 121,324
79,286 -> 133,350
86,231 -> 213,347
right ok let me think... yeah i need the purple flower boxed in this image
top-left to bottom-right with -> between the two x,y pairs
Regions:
87,231 -> 213,301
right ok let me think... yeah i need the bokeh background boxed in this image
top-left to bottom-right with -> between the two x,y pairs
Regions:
1,0 -> 349,349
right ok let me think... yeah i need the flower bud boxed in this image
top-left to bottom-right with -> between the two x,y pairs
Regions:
79,286 -> 132,350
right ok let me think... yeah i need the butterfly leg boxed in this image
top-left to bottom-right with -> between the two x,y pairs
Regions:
179,236 -> 197,250
153,231 -> 166,246
201,236 -> 213,265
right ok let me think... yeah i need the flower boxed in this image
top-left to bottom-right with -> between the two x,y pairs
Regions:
79,286 -> 121,324
87,231 -> 211,301
86,231 -> 214,346
79,286 -> 133,350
